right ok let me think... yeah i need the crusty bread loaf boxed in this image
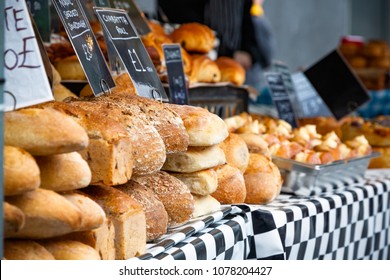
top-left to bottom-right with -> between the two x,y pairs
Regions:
94,92 -> 189,154
4,146 -> 40,196
189,55 -> 221,83
169,168 -> 218,195
115,180 -> 168,241
62,192 -> 106,231
170,22 -> 215,54
163,145 -> 226,173
54,55 -> 86,80
81,185 -> 146,260
37,101 -> 133,186
4,202 -> 25,237
166,104 -> 229,146
244,153 -> 283,204
4,107 -> 89,156
219,133 -> 250,173
216,56 -> 246,86
211,164 -> 246,204
5,189 -> 82,239
133,171 -> 194,228
53,83 -> 78,102
4,240 -> 55,260
40,240 -> 101,260
36,152 -> 91,192
192,194 -> 221,218
67,99 -> 165,176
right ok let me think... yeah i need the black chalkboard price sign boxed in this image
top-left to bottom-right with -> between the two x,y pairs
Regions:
52,0 -> 115,96
94,7 -> 168,101
26,0 -> 51,42
265,72 -> 298,128
163,44 -> 189,105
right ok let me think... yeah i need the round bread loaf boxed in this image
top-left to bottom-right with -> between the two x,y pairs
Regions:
40,240 -> 101,260
244,153 -> 283,204
169,168 -> 218,196
54,55 -> 86,80
4,146 -> 40,196
133,171 -> 194,228
3,202 -> 25,237
4,240 -> 55,260
211,164 -> 246,204
216,56 -> 246,86
236,133 -> 271,158
219,133 -> 250,173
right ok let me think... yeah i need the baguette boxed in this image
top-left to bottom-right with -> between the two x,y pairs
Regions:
3,202 -> 25,237
4,107 -> 88,155
40,240 -> 101,260
4,145 -> 40,196
4,240 -> 55,260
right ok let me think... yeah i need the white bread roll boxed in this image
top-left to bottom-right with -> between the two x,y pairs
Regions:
163,145 -> 226,173
36,152 -> 92,192
219,133 -> 250,173
40,240 -> 101,260
192,194 -> 221,218
4,240 -> 55,260
169,168 -> 218,195
211,164 -> 246,204
4,146 -> 40,196
244,153 -> 283,204
3,202 -> 25,237
5,189 -> 82,239
4,107 -> 89,156
166,104 -> 229,146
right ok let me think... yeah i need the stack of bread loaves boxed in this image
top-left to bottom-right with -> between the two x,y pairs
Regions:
3,107 -> 106,260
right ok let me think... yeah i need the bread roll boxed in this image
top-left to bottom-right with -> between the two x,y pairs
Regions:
54,55 -> 86,80
81,185 -> 146,260
170,22 -> 215,54
192,194 -> 221,218
62,192 -> 106,231
244,153 -> 283,204
4,107 -> 89,156
36,152 -> 91,192
40,240 -> 101,260
163,145 -> 226,173
5,189 -> 82,238
211,164 -> 246,204
115,180 -> 168,242
216,56 -> 246,86
169,168 -> 218,195
133,171 -> 194,228
4,202 -> 25,237
37,101 -> 133,186
166,104 -> 229,146
4,146 -> 40,196
53,83 -> 78,101
236,133 -> 271,158
189,55 -> 221,83
219,133 -> 250,173
4,240 -> 55,260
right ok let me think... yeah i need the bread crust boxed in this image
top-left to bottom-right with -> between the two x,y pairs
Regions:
4,202 -> 25,237
211,164 -> 246,204
4,240 -> 55,260
219,133 -> 250,173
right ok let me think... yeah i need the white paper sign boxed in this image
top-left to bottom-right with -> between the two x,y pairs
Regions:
3,0 -> 53,111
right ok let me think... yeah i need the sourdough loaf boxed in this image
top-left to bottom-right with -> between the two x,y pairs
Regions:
4,240 -> 55,260
211,164 -> 246,204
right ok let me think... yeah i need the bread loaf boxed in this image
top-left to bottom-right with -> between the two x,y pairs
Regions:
54,55 -> 86,80
37,101 -> 133,186
216,56 -> 246,86
189,55 -> 221,83
4,202 -> 25,237
219,133 -> 250,173
4,240 -> 55,260
192,194 -> 221,218
166,104 -> 229,146
211,164 -> 246,204
169,168 -> 218,195
115,180 -> 168,241
40,240 -> 101,260
244,153 -> 283,204
4,107 -> 89,156
5,189 -> 82,239
133,171 -> 194,228
53,83 -> 78,102
236,133 -> 271,158
163,145 -> 226,173
4,146 -> 40,196
170,23 -> 215,54
36,152 -> 91,192
81,185 -> 146,260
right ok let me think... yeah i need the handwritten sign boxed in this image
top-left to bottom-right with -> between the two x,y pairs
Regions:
163,44 -> 189,105
3,0 -> 53,111
265,72 -> 298,128
110,0 -> 151,35
94,7 -> 168,101
52,0 -> 115,96
25,0 -> 51,42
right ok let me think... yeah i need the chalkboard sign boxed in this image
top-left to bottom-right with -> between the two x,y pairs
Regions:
163,44 -> 188,105
26,0 -> 51,42
52,0 -> 115,96
304,49 -> 370,120
94,7 -> 168,101
265,72 -> 298,128
109,0 -> 151,35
